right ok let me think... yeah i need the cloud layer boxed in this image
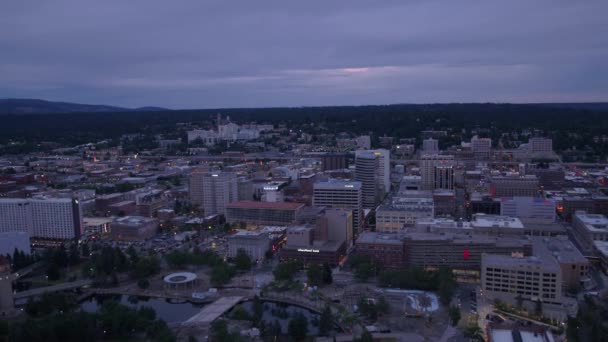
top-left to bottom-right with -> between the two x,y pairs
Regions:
1,1 -> 607,108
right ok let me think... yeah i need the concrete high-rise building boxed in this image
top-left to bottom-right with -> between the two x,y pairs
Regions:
0,198 -> 82,240
355,152 -> 379,209
420,154 -> 455,190
313,180 -> 363,233
189,168 -> 207,206
356,149 -> 391,195
422,138 -> 439,154
189,170 -> 237,215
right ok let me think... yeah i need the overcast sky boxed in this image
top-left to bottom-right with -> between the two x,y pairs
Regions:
2,1 -> 607,108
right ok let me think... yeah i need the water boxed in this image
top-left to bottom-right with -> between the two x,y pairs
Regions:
237,300 -> 339,336
80,294 -> 205,323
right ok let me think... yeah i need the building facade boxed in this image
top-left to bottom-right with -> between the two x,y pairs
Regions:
0,197 -> 82,240
225,201 -> 304,226
313,180 -> 363,233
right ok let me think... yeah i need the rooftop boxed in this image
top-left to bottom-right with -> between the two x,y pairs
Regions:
227,201 -> 304,210
113,216 -> 157,226
471,214 -> 524,229
356,232 -> 404,245
313,179 -> 362,190
574,211 -> 608,232
482,253 -> 560,271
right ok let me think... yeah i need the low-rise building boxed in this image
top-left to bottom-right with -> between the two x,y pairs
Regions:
110,216 -> 158,241
500,197 -> 556,224
572,211 -> 608,246
376,197 -> 434,233
355,232 -> 406,268
225,201 -> 304,227
227,230 -> 271,262
280,225 -> 346,266
481,253 -> 575,321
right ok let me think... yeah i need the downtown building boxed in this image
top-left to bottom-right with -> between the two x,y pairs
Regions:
420,154 -> 455,191
375,197 -> 434,233
491,175 -> 539,197
189,170 -> 237,215
225,201 -> 304,227
0,197 -> 82,240
355,149 -> 391,196
227,229 -> 271,262
354,151 -> 380,209
313,179 -> 363,234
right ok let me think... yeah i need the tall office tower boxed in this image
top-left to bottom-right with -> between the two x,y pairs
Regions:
471,135 -> 492,159
0,198 -> 82,240
422,138 -> 439,154
434,164 -> 455,190
420,154 -> 455,190
204,171 -> 237,215
190,170 -> 237,215
313,180 -> 363,234
355,152 -> 379,209
356,149 -> 391,195
189,167 -> 209,206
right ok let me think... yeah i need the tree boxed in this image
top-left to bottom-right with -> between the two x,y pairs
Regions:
515,294 -> 524,310
252,295 -> 263,325
137,279 -> 150,290
81,243 -> 90,258
211,263 -> 236,286
288,313 -> 308,340
210,319 -> 240,342
46,263 -> 61,281
273,260 -> 302,281
449,306 -> 461,326
354,329 -> 374,342
355,263 -> 375,282
534,299 -> 543,316
307,263 -> 324,287
69,243 -> 80,265
319,304 -> 333,336
322,262 -> 333,284
464,324 -> 484,341
126,245 -> 139,264
437,267 -> 457,306
377,296 -> 390,314
234,249 -> 252,271
131,256 -> 161,279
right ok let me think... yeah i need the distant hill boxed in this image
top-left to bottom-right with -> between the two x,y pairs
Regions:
527,102 -> 608,111
0,98 -> 168,115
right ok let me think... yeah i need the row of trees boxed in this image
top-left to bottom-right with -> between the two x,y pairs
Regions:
7,297 -> 174,342
5,248 -> 37,272
306,263 -> 333,286
80,245 -> 160,285
357,296 -> 390,321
